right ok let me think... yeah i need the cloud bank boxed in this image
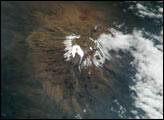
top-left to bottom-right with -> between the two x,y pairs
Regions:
97,28 -> 163,119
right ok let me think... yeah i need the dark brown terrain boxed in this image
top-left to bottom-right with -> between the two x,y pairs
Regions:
1,1 -> 135,119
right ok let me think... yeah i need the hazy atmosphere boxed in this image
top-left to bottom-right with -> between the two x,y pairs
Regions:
1,1 -> 163,119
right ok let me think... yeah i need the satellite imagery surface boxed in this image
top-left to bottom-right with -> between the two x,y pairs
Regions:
1,1 -> 163,119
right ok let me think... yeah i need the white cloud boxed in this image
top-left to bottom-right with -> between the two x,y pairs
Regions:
97,28 -> 163,119
130,31 -> 163,119
136,3 -> 147,11
75,114 -> 82,119
159,8 -> 163,13
128,2 -> 163,21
